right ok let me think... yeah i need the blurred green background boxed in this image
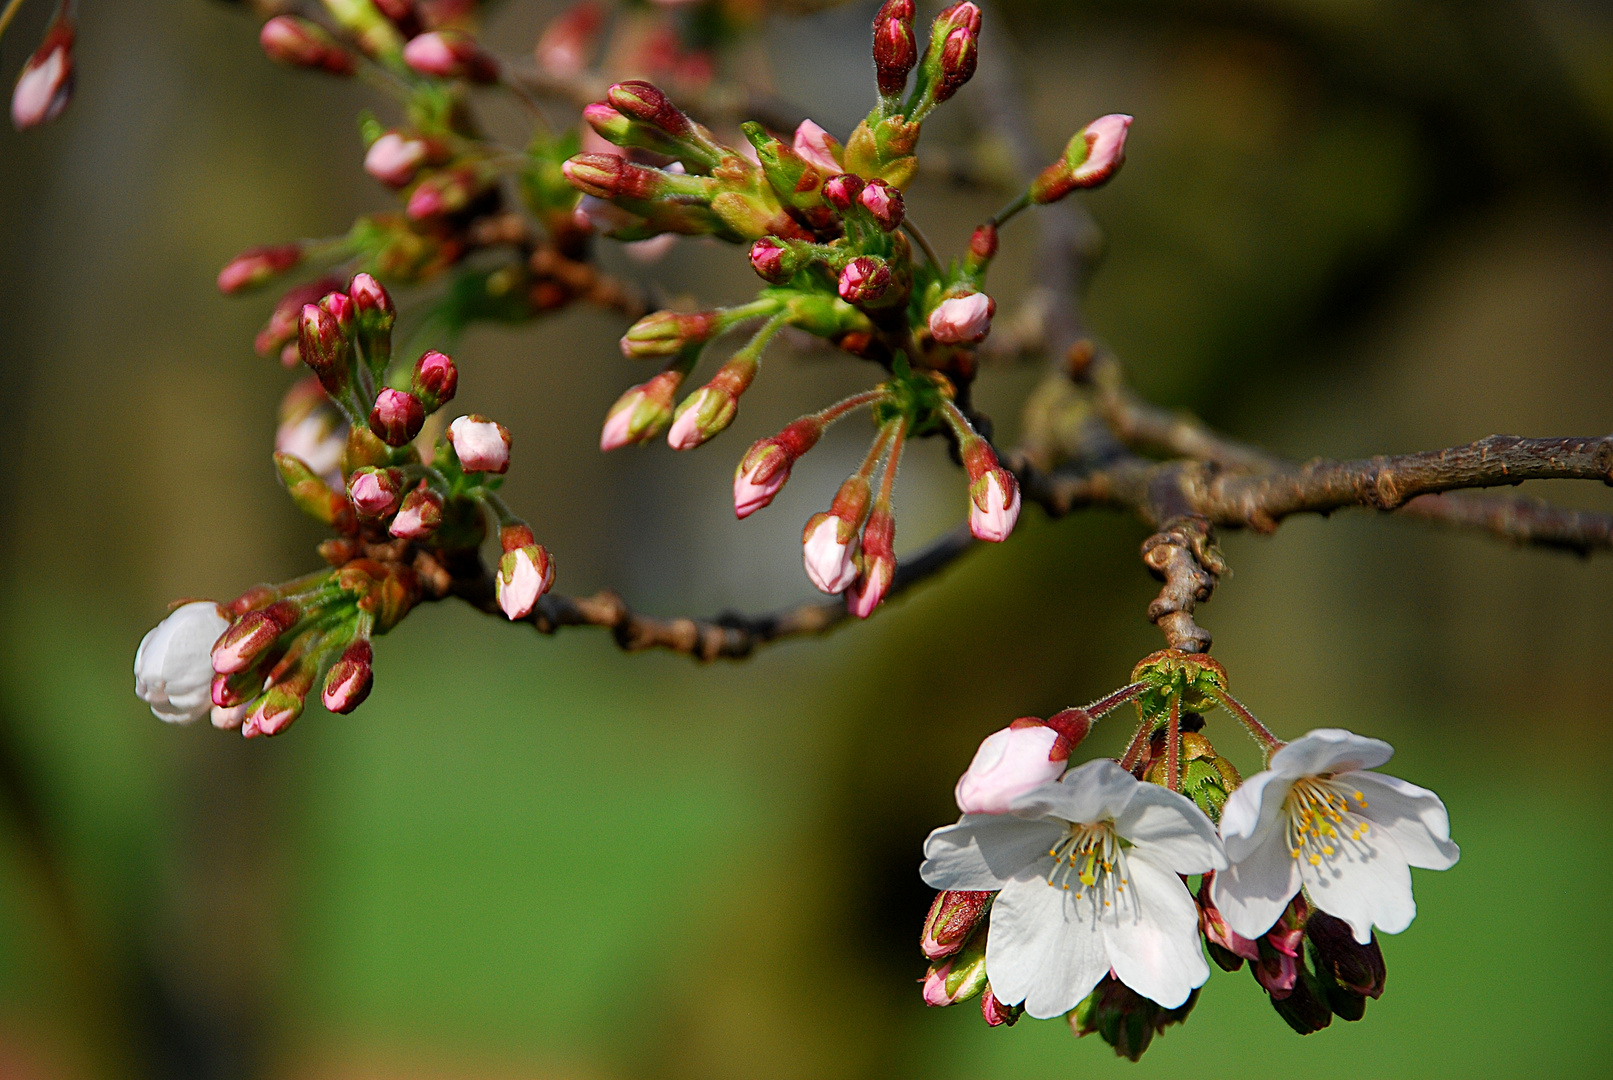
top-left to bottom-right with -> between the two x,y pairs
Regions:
2,0 -> 1612,1077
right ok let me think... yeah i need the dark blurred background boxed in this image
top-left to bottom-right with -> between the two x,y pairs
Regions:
1,0 -> 1611,1077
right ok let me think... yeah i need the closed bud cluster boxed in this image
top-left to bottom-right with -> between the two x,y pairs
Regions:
620,310 -> 721,359
448,415 -> 511,473
259,16 -> 356,77
403,30 -> 500,83
411,350 -> 458,412
348,467 -> 405,517
920,890 -> 990,960
11,9 -> 75,130
497,544 -> 555,620
1031,114 -> 1133,204
218,243 -> 304,294
846,506 -> 895,619
929,291 -> 995,345
872,0 -> 918,97
368,388 -> 425,446
732,417 -> 825,519
389,485 -> 443,539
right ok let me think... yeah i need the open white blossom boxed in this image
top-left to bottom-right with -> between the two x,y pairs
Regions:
922,759 -> 1225,1017
1211,728 -> 1459,945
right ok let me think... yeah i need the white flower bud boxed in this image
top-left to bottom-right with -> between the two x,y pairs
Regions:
134,602 -> 230,724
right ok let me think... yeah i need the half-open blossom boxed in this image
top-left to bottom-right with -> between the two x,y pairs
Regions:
969,469 -> 1020,543
929,292 -> 995,345
954,718 -> 1071,814
922,760 -> 1225,1016
134,602 -> 231,724
497,544 -> 554,620
801,513 -> 859,594
792,119 -> 842,173
1211,728 -> 1459,945
448,415 -> 511,473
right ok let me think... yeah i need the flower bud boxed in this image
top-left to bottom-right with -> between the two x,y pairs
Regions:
11,11 -> 74,130
211,602 -> 297,675
922,925 -> 987,1006
1306,910 -> 1385,1007
801,504 -> 862,594
256,277 -> 343,360
536,0 -> 605,78
920,890 -> 990,960
929,292 -> 995,345
606,80 -> 692,137
820,173 -> 864,213
601,370 -> 682,450
365,132 -> 429,187
981,992 -> 1022,1027
368,388 -> 426,446
732,418 -> 826,519
298,302 -> 351,396
243,682 -> 307,739
748,238 -> 799,284
389,485 -> 444,539
792,120 -> 843,173
403,30 -> 499,83
211,703 -> 250,731
846,507 -> 895,619
858,179 -> 904,231
448,415 -> 511,473
411,350 -> 458,412
134,601 -> 231,724
322,640 -> 374,714
1071,977 -> 1199,1062
406,166 -> 479,219
348,467 -> 404,517
259,16 -> 355,76
968,468 -> 1020,543
497,544 -> 555,620
620,310 -> 720,359
666,386 -> 736,450
1267,960 -> 1334,1035
924,2 -> 980,105
968,222 -> 998,262
275,451 -> 356,531
1031,114 -> 1132,204
954,717 -> 1072,814
218,243 -> 304,294
837,257 -> 892,304
1196,875 -> 1259,971
872,0 -> 917,97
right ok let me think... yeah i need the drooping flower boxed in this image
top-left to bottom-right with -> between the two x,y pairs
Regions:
134,602 -> 232,724
922,760 -> 1225,1016
1211,728 -> 1459,945
954,718 -> 1072,814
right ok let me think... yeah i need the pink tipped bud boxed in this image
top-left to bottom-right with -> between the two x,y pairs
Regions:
347,467 -> 404,517
929,292 -> 995,345
448,414 -> 511,473
600,370 -> 682,450
403,30 -> 499,83
968,469 -> 1020,543
733,445 -> 791,519
666,385 -> 736,450
922,931 -> 988,1007
872,0 -> 918,97
858,179 -> 904,231
791,119 -> 843,173
536,0 -> 605,78
411,350 -> 458,411
211,703 -> 250,731
389,485 -> 444,539
259,16 -> 355,76
406,183 -> 445,219
969,223 -> 998,261
748,238 -> 795,284
210,601 -> 297,675
837,257 -> 892,304
820,173 -> 864,213
218,244 -> 303,294
954,717 -> 1069,814
256,277 -> 343,358
931,3 -> 981,104
981,994 -> 1022,1027
846,507 -> 895,618
920,890 -> 990,960
802,513 -> 860,594
499,523 -> 536,553
365,132 -> 429,187
368,389 -> 426,446
1197,875 -> 1260,966
620,310 -> 720,359
1031,114 -> 1132,204
243,684 -> 307,739
497,544 -> 555,620
320,290 -> 354,334
606,79 -> 691,137
11,13 -> 74,130
321,640 -> 374,714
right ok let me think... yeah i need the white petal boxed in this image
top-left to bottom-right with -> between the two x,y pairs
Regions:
1009,758 -> 1137,824
1352,771 -> 1460,870
986,875 -> 1109,1019
1113,782 -> 1225,874
1209,830 -> 1301,940
920,814 -> 1064,891
1219,769 -> 1293,864
1101,853 -> 1209,1009
1270,728 -> 1393,779
1299,825 -> 1415,944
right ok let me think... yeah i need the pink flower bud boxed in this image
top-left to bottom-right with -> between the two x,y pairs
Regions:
322,640 -> 374,714
733,445 -> 791,519
497,545 -> 555,620
872,0 -> 917,97
620,310 -> 721,359
403,30 -> 499,83
448,415 -> 511,473
858,179 -> 904,231
1197,875 -> 1260,964
968,469 -> 1020,543
969,223 -> 998,261
802,513 -> 860,594
243,683 -> 307,739
368,388 -> 426,446
920,890 -> 990,960
411,350 -> 458,411
954,718 -> 1069,814
1031,114 -> 1133,203
211,602 -> 297,675
932,2 -> 981,104
606,79 -> 691,137
922,936 -> 987,1007
11,13 -> 74,130
299,303 -> 351,396
365,132 -> 429,187
981,993 -> 1021,1027
820,173 -> 864,213
218,244 -> 304,294
791,119 -> 843,173
259,16 -> 355,76
389,486 -> 443,539
666,386 -> 737,450
748,238 -> 793,284
837,257 -> 892,304
600,370 -> 681,450
348,467 -> 404,518
211,703 -> 250,731
535,0 -> 604,78
929,292 -> 995,345
846,508 -> 895,619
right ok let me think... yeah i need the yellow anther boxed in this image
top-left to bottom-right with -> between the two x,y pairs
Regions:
1309,854 -> 1321,865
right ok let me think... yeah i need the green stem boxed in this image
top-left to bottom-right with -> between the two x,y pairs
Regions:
990,191 -> 1032,230
901,218 -> 941,270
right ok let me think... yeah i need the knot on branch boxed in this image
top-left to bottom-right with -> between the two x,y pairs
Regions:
1141,515 -> 1224,655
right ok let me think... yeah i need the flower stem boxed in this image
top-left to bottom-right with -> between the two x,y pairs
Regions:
990,191 -> 1032,230
901,218 -> 941,271
1165,694 -> 1181,791
1084,680 -> 1147,720
878,416 -> 908,505
1210,688 -> 1283,757
1118,713 -> 1153,773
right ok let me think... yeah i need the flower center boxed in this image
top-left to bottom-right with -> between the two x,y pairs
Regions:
1045,821 -> 1131,917
1284,776 -> 1371,867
